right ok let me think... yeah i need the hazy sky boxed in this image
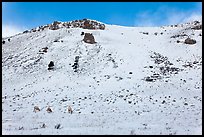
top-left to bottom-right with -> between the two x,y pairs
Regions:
2,2 -> 202,37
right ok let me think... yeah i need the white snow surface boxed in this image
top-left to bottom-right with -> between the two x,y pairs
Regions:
2,20 -> 202,135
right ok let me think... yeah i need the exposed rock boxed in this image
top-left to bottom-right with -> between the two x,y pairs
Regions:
27,19 -> 106,32
23,30 -> 29,33
99,24 -> 105,30
83,20 -> 94,29
49,21 -> 61,30
83,33 -> 96,44
145,51 -> 183,82
39,47 -> 48,54
142,32 -> 149,35
42,47 -> 48,53
193,20 -> 200,25
184,102 -> 188,105
145,76 -> 154,82
53,40 -> 59,42
184,38 -> 196,45
170,34 -> 188,38
75,56 -> 80,62
192,25 -> 202,30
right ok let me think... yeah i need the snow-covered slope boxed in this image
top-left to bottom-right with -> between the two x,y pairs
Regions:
2,19 -> 202,135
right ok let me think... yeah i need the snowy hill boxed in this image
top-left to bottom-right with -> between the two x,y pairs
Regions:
2,19 -> 202,135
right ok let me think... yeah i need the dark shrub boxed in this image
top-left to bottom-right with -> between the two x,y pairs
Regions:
48,61 -> 54,70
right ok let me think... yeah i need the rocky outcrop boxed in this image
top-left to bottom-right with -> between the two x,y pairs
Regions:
144,52 -> 183,82
192,25 -> 202,30
83,33 -> 96,44
28,19 -> 106,33
81,32 -> 85,35
49,21 -> 61,30
82,19 -> 105,30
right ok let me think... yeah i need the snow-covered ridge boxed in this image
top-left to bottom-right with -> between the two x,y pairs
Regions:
3,19 -> 202,39
22,19 -> 105,34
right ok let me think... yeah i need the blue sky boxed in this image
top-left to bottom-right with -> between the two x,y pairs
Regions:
2,2 -> 202,37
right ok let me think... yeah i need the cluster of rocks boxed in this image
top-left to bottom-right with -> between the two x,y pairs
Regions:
2,38 -> 11,44
193,20 -> 201,25
72,56 -> 80,72
39,47 -> 48,54
170,21 -> 201,43
159,66 -> 180,75
49,21 -> 61,30
23,19 -> 106,33
51,19 -> 105,30
191,24 -> 202,30
144,76 -> 156,82
170,24 -> 179,27
107,54 -> 118,68
182,59 -> 202,68
150,52 -> 170,65
81,19 -> 105,30
62,19 -> 105,30
154,32 -> 164,36
170,34 -> 188,38
144,52 -> 182,82
191,21 -> 202,30
171,34 -> 196,45
142,32 -> 149,35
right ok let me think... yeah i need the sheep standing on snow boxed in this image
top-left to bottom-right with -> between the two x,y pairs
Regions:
68,106 -> 73,114
46,107 -> 53,113
33,106 -> 40,112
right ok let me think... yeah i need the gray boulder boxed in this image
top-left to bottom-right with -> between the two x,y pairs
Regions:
184,38 -> 196,45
